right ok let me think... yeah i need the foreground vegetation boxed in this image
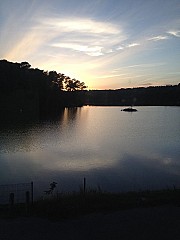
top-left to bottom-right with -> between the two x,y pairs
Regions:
1,188 -> 180,220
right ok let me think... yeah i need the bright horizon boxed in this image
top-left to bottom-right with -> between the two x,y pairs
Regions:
0,0 -> 180,90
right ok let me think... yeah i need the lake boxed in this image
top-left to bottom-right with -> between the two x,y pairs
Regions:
0,106 -> 180,198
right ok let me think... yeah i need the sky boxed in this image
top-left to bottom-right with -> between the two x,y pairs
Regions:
0,0 -> 180,89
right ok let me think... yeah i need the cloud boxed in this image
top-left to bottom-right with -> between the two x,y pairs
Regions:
122,62 -> 166,69
167,30 -> 180,37
148,35 -> 169,41
3,15 -> 127,60
5,30 -> 46,61
52,43 -> 103,56
116,46 -> 124,50
115,43 -> 140,51
96,73 -> 128,79
40,17 -> 127,57
112,63 -> 166,73
44,17 -> 121,34
141,82 -> 153,86
127,43 -> 140,48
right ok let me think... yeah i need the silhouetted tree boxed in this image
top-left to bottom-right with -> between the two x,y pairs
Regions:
47,71 -> 63,90
44,182 -> 57,195
64,78 -> 87,91
0,59 -> 88,120
20,61 -> 31,69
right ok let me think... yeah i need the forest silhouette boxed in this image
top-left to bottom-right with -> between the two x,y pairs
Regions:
0,59 -> 179,122
0,60 -> 87,121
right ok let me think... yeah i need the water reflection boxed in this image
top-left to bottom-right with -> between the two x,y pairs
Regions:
63,107 -> 80,123
0,106 -> 180,196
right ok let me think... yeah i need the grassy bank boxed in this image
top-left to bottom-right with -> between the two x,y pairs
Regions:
1,188 -> 180,220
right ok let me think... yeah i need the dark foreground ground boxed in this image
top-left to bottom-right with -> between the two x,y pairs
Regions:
0,205 -> 180,240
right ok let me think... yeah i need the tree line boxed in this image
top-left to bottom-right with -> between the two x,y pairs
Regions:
0,60 -> 87,92
0,59 -> 179,122
0,59 -> 87,121
85,85 -> 180,106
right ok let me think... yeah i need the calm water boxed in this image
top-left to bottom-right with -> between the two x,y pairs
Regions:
0,106 -> 180,197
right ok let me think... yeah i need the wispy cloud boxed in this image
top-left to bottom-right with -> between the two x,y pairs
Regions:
116,46 -> 124,50
44,17 -> 121,34
52,43 -> 103,56
167,30 -> 180,37
148,35 -> 169,41
141,82 -> 153,86
40,17 -> 127,57
3,15 -> 127,60
115,42 -> 140,51
112,62 -> 166,72
5,29 -> 48,61
96,73 -> 128,79
127,43 -> 140,48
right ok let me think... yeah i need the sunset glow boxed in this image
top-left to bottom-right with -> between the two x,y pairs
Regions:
0,0 -> 179,89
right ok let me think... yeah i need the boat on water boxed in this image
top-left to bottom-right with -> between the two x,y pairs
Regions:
121,107 -> 138,112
